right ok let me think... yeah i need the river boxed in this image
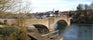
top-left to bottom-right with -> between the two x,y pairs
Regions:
62,24 -> 93,40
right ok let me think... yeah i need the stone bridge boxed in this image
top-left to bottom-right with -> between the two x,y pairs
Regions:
0,16 -> 71,32
23,16 -> 71,31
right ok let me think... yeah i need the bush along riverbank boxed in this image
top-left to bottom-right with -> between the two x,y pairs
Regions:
0,24 -> 30,40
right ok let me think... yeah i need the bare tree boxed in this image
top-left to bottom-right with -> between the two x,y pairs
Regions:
0,0 -> 19,12
0,0 -> 31,13
0,0 -> 31,40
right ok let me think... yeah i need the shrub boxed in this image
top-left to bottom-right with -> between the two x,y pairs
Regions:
0,25 -> 30,40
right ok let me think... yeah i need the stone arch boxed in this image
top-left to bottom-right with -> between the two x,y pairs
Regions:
33,24 -> 49,34
27,24 -> 49,34
54,20 -> 68,35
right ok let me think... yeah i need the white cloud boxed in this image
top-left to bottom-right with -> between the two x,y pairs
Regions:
27,0 -> 92,12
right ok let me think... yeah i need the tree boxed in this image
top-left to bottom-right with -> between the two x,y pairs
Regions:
0,0 -> 19,12
0,0 -> 31,13
77,4 -> 84,10
84,4 -> 88,16
0,0 -> 31,40
75,4 -> 83,19
75,3 -> 93,23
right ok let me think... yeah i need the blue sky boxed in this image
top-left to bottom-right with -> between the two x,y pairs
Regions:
30,0 -> 93,12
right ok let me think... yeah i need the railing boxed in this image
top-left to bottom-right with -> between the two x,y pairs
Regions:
41,30 -> 59,38
28,28 -> 59,38
27,29 -> 59,40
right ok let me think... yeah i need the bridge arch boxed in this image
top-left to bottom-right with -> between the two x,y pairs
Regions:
27,24 -> 49,34
54,20 -> 68,35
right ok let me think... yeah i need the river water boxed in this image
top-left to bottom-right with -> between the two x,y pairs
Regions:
62,24 -> 93,40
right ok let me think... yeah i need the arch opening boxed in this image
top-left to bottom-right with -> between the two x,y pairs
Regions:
27,24 -> 49,34
55,20 -> 68,35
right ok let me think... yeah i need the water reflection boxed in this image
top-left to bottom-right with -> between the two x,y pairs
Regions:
62,24 -> 79,40
62,24 -> 93,40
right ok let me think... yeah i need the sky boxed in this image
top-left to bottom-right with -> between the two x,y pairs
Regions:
27,0 -> 93,13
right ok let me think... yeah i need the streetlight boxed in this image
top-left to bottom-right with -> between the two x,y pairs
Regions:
49,12 -> 55,17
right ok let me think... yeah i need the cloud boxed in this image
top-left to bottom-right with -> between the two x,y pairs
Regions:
30,0 -> 93,12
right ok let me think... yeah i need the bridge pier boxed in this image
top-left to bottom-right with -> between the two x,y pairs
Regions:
48,17 -> 55,31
